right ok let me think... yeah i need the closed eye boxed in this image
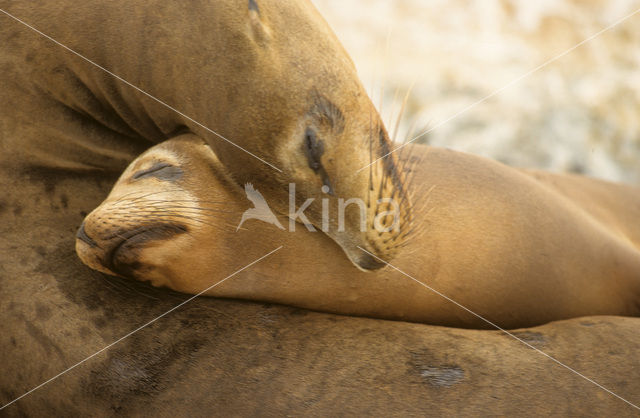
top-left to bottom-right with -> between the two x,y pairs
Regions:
304,128 -> 324,173
132,162 -> 183,182
302,128 -> 334,194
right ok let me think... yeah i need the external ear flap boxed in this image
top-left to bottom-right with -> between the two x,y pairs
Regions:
248,0 -> 271,45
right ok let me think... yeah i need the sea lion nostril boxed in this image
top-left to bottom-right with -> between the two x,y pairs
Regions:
76,221 -> 98,248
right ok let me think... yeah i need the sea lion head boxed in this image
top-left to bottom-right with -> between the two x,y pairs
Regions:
27,0 -> 412,270
202,0 -> 413,269
74,136 -> 240,291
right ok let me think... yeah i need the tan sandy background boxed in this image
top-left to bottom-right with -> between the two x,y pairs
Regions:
312,0 -> 640,184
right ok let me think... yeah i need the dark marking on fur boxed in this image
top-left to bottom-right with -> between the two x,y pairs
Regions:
22,166 -> 113,196
419,366 -> 465,387
248,0 -> 260,13
510,331 -> 546,346
35,303 -> 53,321
310,92 -> 345,134
302,128 -> 334,194
84,331 -> 206,408
132,162 -> 183,182
408,348 -> 465,387
23,316 -> 65,359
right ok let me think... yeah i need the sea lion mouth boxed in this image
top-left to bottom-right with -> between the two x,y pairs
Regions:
106,223 -> 188,277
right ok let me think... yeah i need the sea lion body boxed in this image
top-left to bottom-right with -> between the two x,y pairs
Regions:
0,0 -> 409,270
77,136 -> 640,329
6,150 -> 638,415
4,140 -> 639,416
3,2 -> 640,413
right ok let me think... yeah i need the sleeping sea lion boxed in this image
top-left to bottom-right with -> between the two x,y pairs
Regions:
76,135 -> 640,329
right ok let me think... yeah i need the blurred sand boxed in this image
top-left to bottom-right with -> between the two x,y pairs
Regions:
312,0 -> 640,184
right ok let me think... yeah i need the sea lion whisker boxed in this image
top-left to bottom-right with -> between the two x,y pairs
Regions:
399,148 -> 428,200
130,215 -> 237,231
107,275 -> 162,301
99,273 -> 133,294
140,202 -> 231,210
401,186 -> 435,231
155,207 -> 236,214
135,205 -> 234,213
368,107 -> 374,207
404,118 -> 421,144
155,218 -> 224,231
392,83 -> 415,144
112,196 -> 223,208
112,188 -> 185,204
114,189 -> 186,204
387,86 -> 401,139
132,213 -> 234,231
398,134 -> 420,174
126,212 -> 233,227
139,198 -> 228,205
377,166 -> 390,201
110,189 -> 155,202
131,208 -> 240,217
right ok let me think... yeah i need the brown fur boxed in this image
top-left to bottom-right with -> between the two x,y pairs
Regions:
3,1 -> 640,414
0,0 -> 410,270
2,161 -> 639,415
77,136 -> 640,329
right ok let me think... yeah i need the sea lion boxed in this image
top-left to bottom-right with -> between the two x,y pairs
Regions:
76,135 -> 640,329
0,0 -> 410,270
5,152 -> 639,416
4,142 -> 639,416
3,2 -> 640,414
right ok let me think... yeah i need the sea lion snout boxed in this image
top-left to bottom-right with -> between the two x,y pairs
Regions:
75,215 -> 117,276
75,137 -> 222,287
76,205 -> 191,279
